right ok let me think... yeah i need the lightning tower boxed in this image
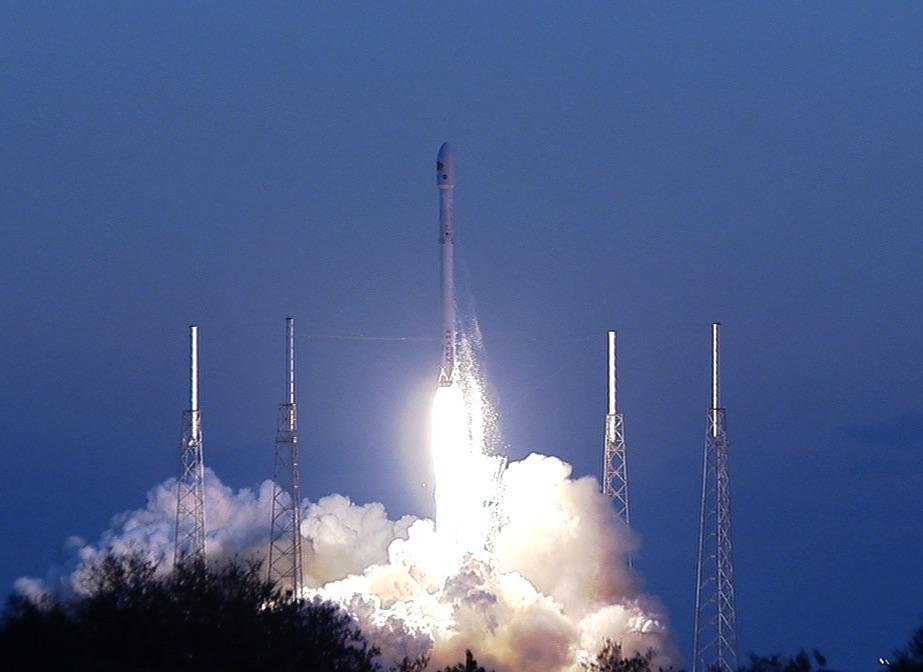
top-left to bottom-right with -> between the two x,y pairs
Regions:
692,323 -> 739,672
602,331 -> 631,544
174,325 -> 207,568
268,317 -> 303,596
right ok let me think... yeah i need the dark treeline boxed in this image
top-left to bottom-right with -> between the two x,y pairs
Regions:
0,554 -> 431,671
583,634 -> 923,672
1,553 -> 921,672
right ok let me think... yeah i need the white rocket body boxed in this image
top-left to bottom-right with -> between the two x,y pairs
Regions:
437,143 -> 456,387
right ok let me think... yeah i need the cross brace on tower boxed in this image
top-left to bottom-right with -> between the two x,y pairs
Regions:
175,325 -> 207,568
602,331 -> 631,564
693,322 -> 739,672
268,317 -> 304,596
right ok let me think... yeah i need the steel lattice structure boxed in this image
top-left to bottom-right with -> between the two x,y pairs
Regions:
174,325 -> 207,568
268,318 -> 303,596
602,331 -> 631,549
693,323 -> 738,672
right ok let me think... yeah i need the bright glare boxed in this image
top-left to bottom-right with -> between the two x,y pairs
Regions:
430,346 -> 505,561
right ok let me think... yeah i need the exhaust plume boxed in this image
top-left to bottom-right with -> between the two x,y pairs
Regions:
16,328 -> 676,671
17,453 -> 675,671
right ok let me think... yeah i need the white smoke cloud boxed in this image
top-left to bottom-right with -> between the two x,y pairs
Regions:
16,455 -> 676,671
301,494 -> 417,586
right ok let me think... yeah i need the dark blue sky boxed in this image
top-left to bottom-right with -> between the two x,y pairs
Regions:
2,2 -> 921,668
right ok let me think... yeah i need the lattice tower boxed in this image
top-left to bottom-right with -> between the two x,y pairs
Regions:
602,331 -> 631,565
268,317 -> 303,596
174,325 -> 207,569
693,322 -> 739,672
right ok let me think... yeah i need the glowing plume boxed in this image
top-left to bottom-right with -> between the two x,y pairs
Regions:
430,330 -> 506,559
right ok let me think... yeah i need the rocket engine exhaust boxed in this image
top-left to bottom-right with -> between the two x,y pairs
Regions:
430,143 -> 508,556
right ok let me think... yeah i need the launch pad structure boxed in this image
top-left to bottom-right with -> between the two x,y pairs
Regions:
268,318 -> 304,596
602,330 -> 631,564
164,147 -> 743,670
174,325 -> 207,568
692,323 -> 739,672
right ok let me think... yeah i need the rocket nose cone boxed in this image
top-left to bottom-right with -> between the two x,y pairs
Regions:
436,142 -> 455,187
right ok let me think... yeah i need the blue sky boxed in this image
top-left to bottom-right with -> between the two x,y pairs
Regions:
2,2 -> 922,668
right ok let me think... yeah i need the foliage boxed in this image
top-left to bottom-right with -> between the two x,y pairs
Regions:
0,553 -> 379,671
582,640 -> 667,672
442,649 -> 492,672
7,553 -> 917,672
393,654 -> 432,672
0,553 -> 499,671
737,649 -> 835,672
890,620 -> 923,672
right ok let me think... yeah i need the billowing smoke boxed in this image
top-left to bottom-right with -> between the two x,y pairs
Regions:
16,326 -> 677,671
16,453 -> 675,671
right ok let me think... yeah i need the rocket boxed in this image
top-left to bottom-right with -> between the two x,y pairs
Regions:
437,142 -> 456,387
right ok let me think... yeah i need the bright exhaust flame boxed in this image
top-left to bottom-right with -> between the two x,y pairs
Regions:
430,334 -> 506,560
430,385 -> 496,557
430,385 -> 469,548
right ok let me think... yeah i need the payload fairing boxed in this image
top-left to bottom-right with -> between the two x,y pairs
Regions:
437,142 -> 456,387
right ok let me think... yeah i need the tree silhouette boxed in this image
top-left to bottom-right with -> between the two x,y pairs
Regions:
442,649 -> 493,672
890,620 -> 923,672
582,640 -> 670,672
736,649 -> 836,672
0,553 -> 379,671
392,654 -> 431,672
0,553 -> 502,672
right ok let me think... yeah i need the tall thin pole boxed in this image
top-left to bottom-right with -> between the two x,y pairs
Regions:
602,331 -> 631,564
190,326 -> 198,412
608,330 -> 617,416
174,325 -> 206,568
269,317 -> 303,596
711,323 -> 719,411
285,318 -> 295,406
711,323 -> 720,436
693,322 -> 738,672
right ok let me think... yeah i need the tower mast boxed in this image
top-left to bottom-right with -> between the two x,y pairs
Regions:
174,325 -> 207,568
602,331 -> 631,562
692,323 -> 738,672
268,317 -> 303,596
